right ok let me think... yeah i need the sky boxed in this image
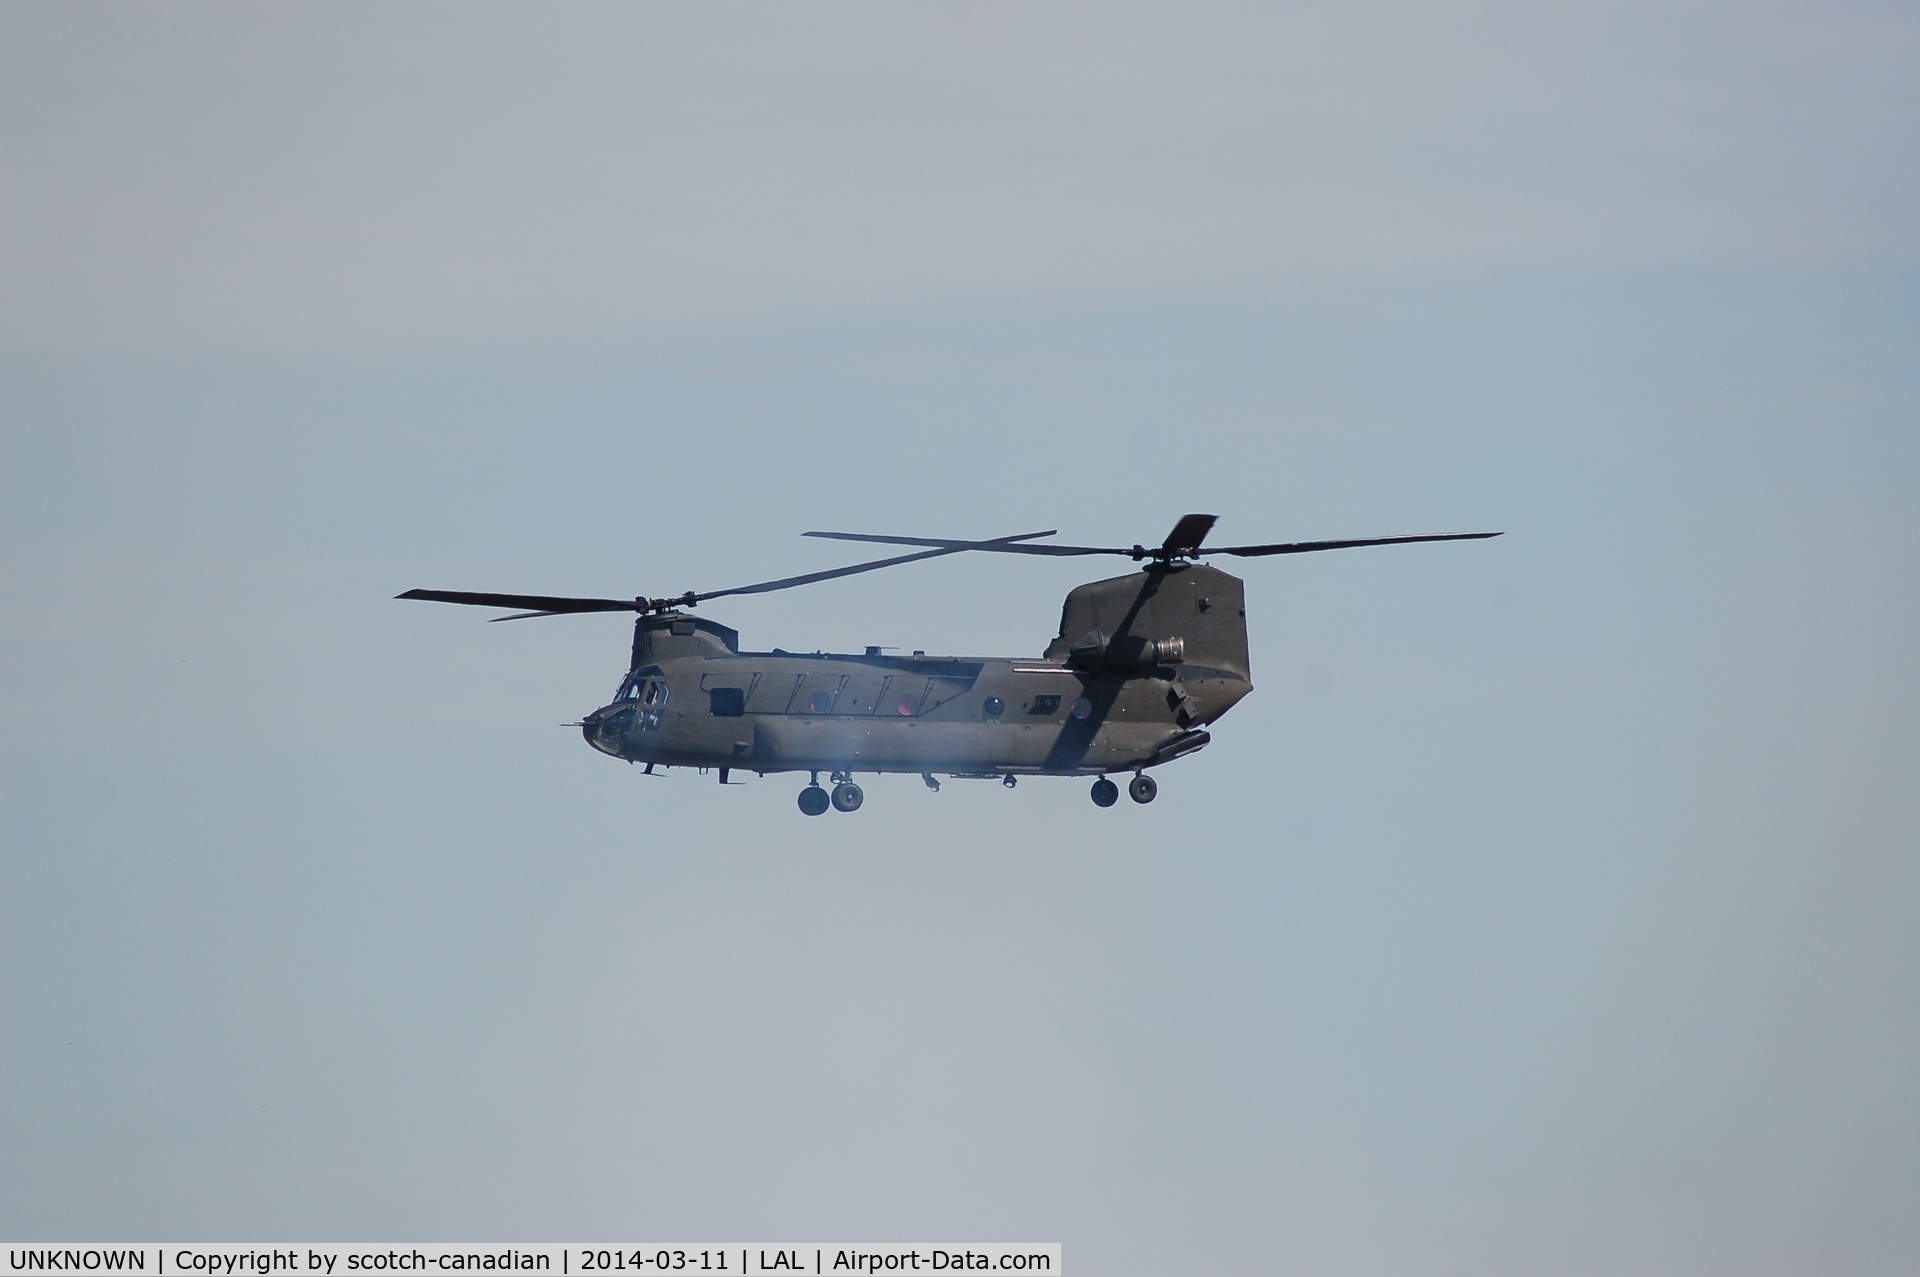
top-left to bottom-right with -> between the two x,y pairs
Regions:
2,4 -> 1917,1273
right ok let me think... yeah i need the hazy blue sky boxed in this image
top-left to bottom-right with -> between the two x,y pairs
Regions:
3,5 -> 1916,1273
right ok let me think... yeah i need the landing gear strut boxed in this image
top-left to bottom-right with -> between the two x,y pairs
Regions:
1090,777 -> 1119,807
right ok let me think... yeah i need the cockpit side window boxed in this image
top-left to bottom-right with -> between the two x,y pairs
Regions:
618,667 -> 667,701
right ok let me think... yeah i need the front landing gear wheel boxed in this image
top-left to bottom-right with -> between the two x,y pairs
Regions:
1128,773 -> 1158,804
798,785 -> 830,816
831,781 -> 864,813
1090,777 -> 1119,807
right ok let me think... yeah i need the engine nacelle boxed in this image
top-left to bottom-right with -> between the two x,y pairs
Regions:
1066,629 -> 1185,671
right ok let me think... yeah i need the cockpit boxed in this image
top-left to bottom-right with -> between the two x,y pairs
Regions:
615,668 -> 671,730
586,671 -> 673,758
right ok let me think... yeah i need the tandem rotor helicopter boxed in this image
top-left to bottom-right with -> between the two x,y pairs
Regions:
400,515 -> 1499,815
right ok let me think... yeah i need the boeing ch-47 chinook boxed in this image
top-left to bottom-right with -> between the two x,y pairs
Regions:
400,516 -> 1498,814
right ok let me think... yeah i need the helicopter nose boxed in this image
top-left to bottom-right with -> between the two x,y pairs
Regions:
583,705 -> 634,757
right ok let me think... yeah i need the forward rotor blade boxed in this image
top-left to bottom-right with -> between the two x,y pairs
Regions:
397,531 -> 1061,621
697,530 -> 1061,601
395,588 -> 637,613
805,530 -> 1128,557
1212,531 -> 1503,556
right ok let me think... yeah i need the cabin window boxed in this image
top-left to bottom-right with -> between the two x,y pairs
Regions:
808,690 -> 833,714
894,693 -> 918,716
1028,694 -> 1061,715
1071,696 -> 1093,720
708,687 -> 745,717
983,696 -> 1004,719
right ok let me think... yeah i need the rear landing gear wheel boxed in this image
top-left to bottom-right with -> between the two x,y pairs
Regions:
1129,773 -> 1158,804
831,781 -> 864,813
1091,777 -> 1119,808
798,784 -> 830,816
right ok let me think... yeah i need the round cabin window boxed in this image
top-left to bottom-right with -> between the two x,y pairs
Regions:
895,694 -> 918,716
1071,696 -> 1093,720
982,695 -> 1005,719
808,690 -> 833,714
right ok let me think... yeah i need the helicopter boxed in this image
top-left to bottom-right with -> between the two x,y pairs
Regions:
399,515 -> 1499,814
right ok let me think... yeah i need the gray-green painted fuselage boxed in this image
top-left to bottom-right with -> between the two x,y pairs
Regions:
582,561 -> 1251,781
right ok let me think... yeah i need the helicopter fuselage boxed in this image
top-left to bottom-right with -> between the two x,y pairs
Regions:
581,647 -> 1248,779
579,560 -> 1254,783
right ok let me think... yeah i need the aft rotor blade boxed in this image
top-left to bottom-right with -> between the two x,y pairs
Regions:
395,588 -> 637,613
805,530 -> 1128,557
1212,531 -> 1503,556
808,526 -> 1504,562
1161,513 -> 1218,554
697,530 -> 1061,601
